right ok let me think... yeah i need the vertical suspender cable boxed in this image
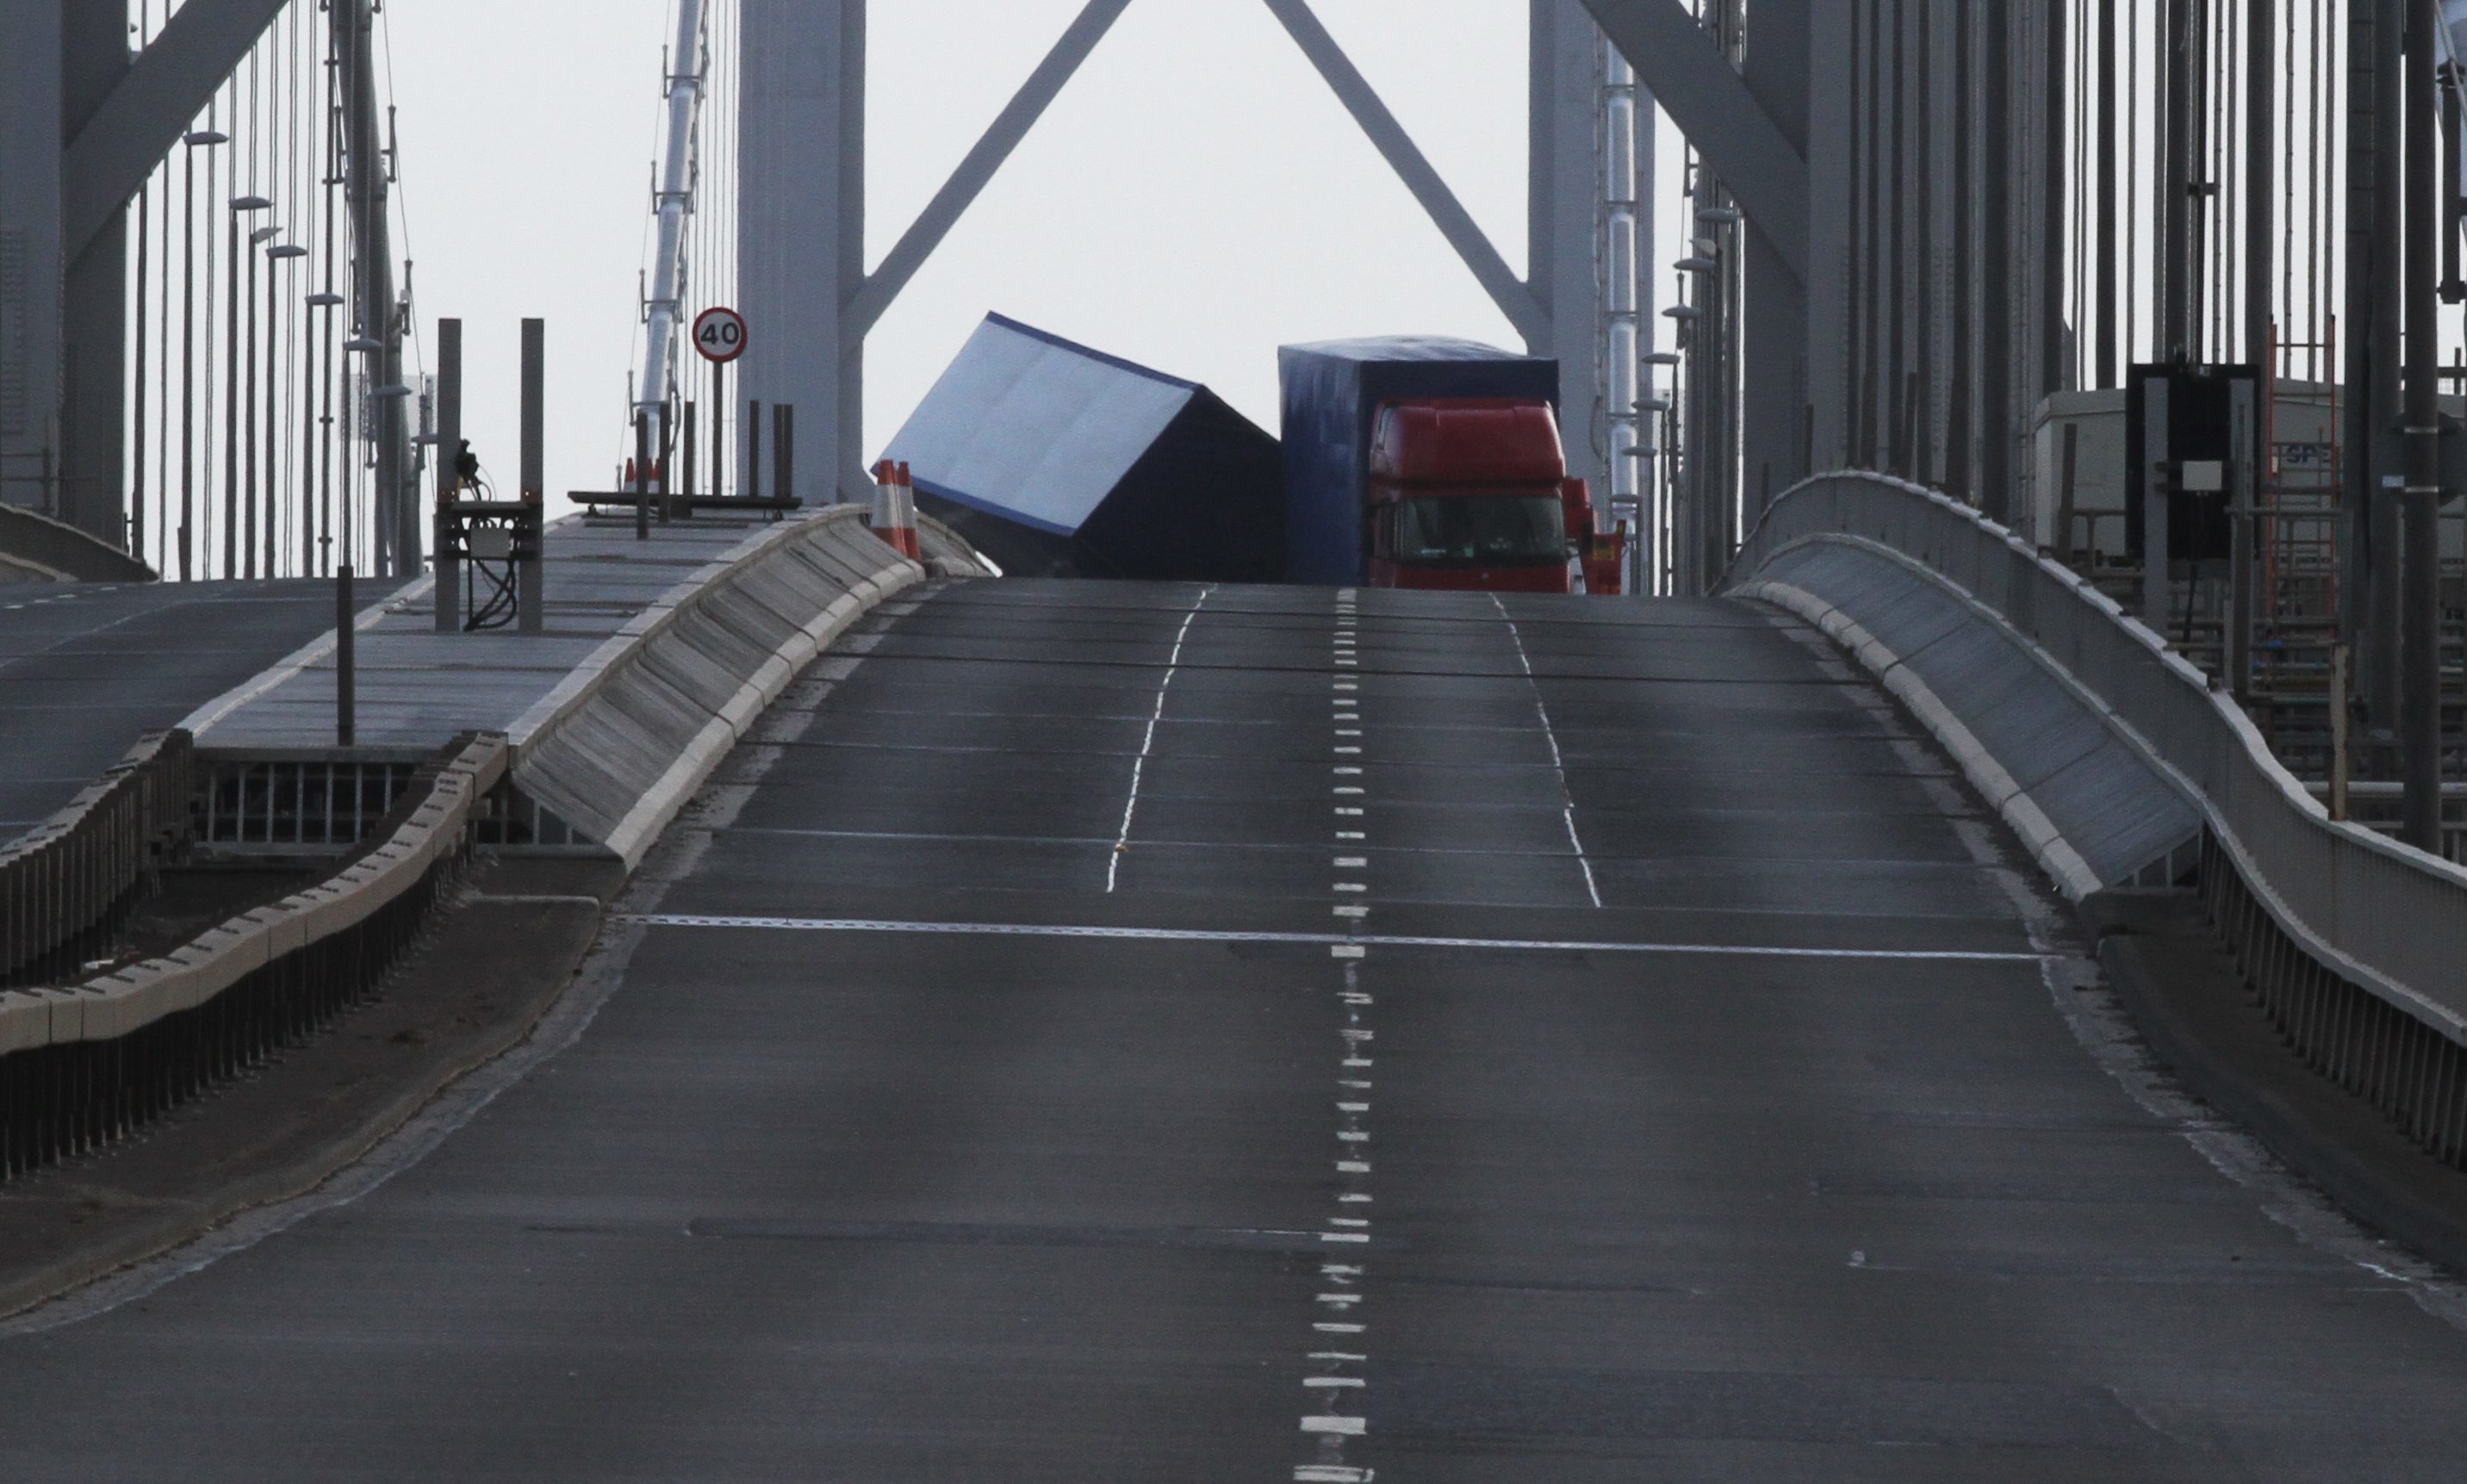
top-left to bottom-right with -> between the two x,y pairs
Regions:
1847,3 -> 1867,467
158,69 -> 172,576
320,9 -> 339,576
2102,0 -> 2122,389
1980,0 -> 2013,517
132,4 -> 152,568
208,87 -> 226,577
1887,0 -> 1907,475
243,43 -> 260,581
2248,1 -> 2274,376
1915,0 -> 1935,483
223,84 -> 241,582
181,121 -> 198,581
2045,0 -> 2067,395
1949,0 -> 1974,499
2128,0 -> 2142,364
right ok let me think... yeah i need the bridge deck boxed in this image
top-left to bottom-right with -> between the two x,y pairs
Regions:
4,581 -> 2464,1478
0,579 -> 351,836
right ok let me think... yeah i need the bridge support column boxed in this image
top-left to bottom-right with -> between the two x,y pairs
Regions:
1530,0 -> 1610,502
740,0 -> 865,506
0,3 -> 66,520
1804,5 -> 1855,474
2,2 -> 133,543
1740,0 -> 1809,508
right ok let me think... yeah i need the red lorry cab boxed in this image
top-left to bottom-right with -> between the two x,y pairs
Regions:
1364,399 -> 1587,593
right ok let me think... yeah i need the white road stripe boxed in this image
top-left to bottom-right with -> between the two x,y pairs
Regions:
1105,586 -> 1214,892
1490,593 -> 1604,909
619,915 -> 2053,962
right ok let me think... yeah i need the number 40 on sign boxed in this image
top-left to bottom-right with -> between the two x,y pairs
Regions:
693,307 -> 747,364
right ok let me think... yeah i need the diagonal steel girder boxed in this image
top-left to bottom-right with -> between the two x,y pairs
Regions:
62,0 -> 289,261
1579,0 -> 1807,284
843,0 -> 1134,345
1260,0 -> 1550,345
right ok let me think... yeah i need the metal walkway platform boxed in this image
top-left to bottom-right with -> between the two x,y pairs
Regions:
189,514 -> 796,757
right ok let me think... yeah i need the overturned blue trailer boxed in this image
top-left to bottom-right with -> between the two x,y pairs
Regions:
878,314 -> 1283,581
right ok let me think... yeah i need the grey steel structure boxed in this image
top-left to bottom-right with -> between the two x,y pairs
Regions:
734,0 -> 1655,511
0,0 -> 417,576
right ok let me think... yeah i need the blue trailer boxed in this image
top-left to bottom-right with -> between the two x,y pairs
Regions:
1279,336 -> 1561,584
883,314 -> 1284,581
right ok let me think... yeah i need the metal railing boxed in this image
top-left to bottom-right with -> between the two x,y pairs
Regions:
0,731 -> 195,987
1731,472 -> 2467,1165
195,758 -> 420,853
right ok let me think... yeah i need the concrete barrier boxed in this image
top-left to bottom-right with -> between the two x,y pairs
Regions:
1728,470 -> 2467,1195
0,506 -> 156,584
0,735 -> 504,1180
0,731 -> 194,985
0,505 -> 985,1186
508,505 -> 932,866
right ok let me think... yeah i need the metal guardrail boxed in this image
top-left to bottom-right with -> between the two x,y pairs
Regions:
1731,472 -> 2467,1168
0,731 -> 196,987
0,733 -> 506,1183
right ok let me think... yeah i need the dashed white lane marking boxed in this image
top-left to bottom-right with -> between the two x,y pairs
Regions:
1107,585 -> 1215,892
1489,593 -> 1603,909
621,916 -> 2052,962
1299,591 -> 1373,1482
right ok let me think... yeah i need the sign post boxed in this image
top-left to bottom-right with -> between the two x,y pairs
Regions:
693,307 -> 748,503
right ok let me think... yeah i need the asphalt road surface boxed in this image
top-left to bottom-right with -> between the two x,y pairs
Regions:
3,579 -> 2465,1481
0,579 -> 347,837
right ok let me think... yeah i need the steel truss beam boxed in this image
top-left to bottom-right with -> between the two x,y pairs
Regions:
62,0 -> 288,262
1259,0 -> 1550,345
843,0 -> 1134,345
1578,0 -> 1809,283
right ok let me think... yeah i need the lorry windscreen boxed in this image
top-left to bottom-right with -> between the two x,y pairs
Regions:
1393,496 -> 1567,567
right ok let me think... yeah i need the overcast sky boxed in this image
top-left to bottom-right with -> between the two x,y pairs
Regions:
378,0 -> 1675,506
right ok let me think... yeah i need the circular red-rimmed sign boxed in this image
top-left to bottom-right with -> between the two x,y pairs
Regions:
692,306 -> 748,364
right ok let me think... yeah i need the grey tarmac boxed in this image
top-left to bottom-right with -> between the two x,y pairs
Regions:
2,579 -> 2464,1481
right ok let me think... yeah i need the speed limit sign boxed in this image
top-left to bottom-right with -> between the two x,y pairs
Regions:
693,306 -> 748,364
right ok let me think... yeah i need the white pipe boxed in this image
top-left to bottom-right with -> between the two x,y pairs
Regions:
637,0 -> 708,417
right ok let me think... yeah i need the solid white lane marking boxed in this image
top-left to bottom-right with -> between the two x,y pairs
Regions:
622,915 -> 2052,962
1106,586 -> 1215,892
1490,593 -> 1603,908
